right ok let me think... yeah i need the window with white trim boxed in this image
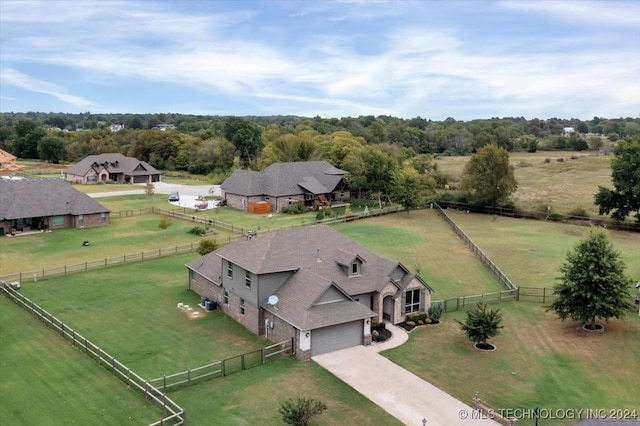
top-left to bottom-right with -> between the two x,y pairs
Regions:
227,262 -> 233,278
240,298 -> 245,315
404,289 -> 420,314
224,288 -> 229,305
245,271 -> 251,289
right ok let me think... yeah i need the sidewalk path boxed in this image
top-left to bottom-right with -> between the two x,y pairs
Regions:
312,323 -> 500,426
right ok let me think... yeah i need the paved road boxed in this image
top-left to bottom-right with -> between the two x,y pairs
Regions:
89,182 -> 221,209
313,323 -> 501,426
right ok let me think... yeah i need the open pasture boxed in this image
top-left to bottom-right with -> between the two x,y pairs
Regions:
436,151 -> 613,216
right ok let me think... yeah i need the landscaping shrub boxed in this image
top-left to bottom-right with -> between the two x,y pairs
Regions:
417,320 -> 424,325
557,157 -> 564,162
371,319 -> 386,332
315,210 -> 325,221
406,313 -> 426,323
567,207 -> 589,218
544,158 -> 551,163
279,397 -> 327,426
428,301 -> 444,322
405,321 -> 416,328
189,226 -> 207,236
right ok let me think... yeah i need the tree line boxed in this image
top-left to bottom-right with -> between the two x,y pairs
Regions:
0,112 -> 638,221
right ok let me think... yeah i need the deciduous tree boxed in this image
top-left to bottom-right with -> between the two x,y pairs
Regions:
460,144 -> 517,207
456,301 -> 503,347
594,135 -> 640,222
279,398 -> 327,426
548,227 -> 634,330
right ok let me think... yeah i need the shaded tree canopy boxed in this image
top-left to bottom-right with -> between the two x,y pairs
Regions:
548,227 -> 633,329
223,116 -> 263,166
460,144 -> 517,207
594,135 -> 640,222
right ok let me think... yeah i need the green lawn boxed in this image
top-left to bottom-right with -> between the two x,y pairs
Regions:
16,253 -> 269,378
334,209 -> 506,299
0,296 -> 162,425
0,210 -> 234,276
446,211 -> 640,291
383,302 -> 640,426
172,358 -> 401,426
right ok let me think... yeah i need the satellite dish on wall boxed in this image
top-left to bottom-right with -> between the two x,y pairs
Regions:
268,295 -> 279,305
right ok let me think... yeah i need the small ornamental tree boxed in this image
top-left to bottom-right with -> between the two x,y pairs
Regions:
548,227 -> 634,330
158,214 -> 172,237
145,182 -> 155,197
279,397 -> 327,426
197,239 -> 219,256
456,301 -> 503,348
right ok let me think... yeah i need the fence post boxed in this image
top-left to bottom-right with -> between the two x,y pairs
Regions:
163,375 -> 166,393
241,354 -> 245,370
112,356 -> 115,374
543,287 -> 546,303
188,369 -> 191,386
261,348 -> 265,365
61,322 -> 65,337
221,359 -> 225,376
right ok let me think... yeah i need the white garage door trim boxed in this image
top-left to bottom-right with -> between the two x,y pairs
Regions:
311,320 -> 362,356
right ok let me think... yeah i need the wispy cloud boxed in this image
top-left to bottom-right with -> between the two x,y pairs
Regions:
0,68 -> 94,107
0,0 -> 638,118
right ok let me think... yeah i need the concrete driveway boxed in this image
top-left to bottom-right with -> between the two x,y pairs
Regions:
312,323 -> 501,426
89,182 -> 221,210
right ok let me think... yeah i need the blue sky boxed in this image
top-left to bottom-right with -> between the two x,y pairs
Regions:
1,0 -> 639,120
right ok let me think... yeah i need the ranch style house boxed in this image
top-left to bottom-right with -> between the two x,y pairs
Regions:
186,225 -> 434,360
0,178 -> 110,236
220,161 -> 351,212
64,153 -> 161,184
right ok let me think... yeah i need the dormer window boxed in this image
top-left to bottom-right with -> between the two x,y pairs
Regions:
351,262 -> 360,276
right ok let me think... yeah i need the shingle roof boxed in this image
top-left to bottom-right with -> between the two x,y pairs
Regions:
65,153 -> 161,177
0,178 -> 110,220
213,225 -> 434,295
264,268 -> 375,330
221,161 -> 348,197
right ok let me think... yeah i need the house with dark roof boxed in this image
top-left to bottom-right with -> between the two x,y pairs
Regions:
64,153 -> 161,184
220,161 -> 350,212
0,178 -> 110,235
186,225 -> 434,360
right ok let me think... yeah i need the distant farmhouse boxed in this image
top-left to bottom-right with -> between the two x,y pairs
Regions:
221,161 -> 350,212
0,178 -> 110,236
65,153 -> 161,185
187,225 -> 434,360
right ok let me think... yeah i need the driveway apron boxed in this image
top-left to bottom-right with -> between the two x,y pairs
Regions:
312,323 -> 501,426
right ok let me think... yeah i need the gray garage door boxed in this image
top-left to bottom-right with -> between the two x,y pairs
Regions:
311,321 -> 362,356
133,175 -> 147,184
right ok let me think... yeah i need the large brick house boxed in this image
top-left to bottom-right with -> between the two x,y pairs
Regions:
220,161 -> 350,212
0,178 -> 110,235
64,153 -> 161,184
186,225 -> 434,360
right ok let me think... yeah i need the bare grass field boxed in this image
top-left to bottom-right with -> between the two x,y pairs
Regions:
436,151 -> 613,216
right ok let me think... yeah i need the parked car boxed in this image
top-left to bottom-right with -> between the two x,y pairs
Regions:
169,192 -> 180,202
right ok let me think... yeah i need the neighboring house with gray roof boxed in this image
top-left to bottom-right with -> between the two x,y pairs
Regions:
220,161 -> 350,212
64,153 -> 161,184
186,225 -> 434,360
0,178 -> 110,235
